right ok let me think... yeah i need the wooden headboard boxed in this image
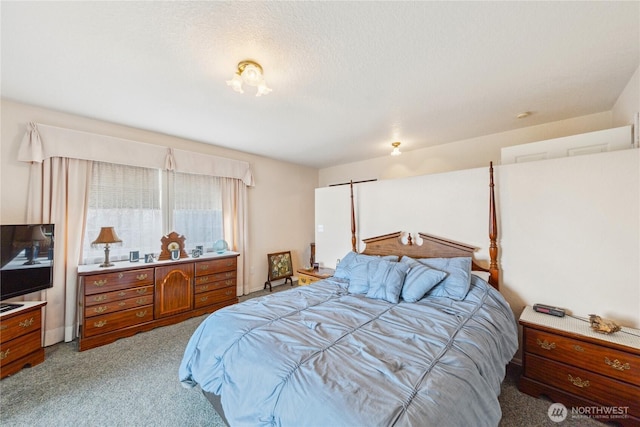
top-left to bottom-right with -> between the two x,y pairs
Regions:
349,163 -> 500,290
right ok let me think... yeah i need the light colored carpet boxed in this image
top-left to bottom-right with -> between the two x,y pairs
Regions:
1,283 -> 604,426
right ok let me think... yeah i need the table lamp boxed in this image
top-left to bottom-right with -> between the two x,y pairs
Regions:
92,226 -> 122,267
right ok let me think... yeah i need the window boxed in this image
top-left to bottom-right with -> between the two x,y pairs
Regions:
82,163 -> 223,264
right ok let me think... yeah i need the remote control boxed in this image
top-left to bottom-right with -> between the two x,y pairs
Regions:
533,303 -> 565,317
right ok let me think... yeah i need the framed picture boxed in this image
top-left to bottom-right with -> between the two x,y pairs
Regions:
264,251 -> 293,291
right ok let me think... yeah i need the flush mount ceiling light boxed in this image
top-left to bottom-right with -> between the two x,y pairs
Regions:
391,142 -> 402,156
226,60 -> 272,97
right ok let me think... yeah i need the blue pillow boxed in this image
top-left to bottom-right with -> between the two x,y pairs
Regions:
400,256 -> 448,302
418,257 -> 473,300
333,251 -> 357,280
346,254 -> 399,294
366,259 -> 409,303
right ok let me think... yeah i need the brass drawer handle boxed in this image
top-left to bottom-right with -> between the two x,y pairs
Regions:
536,338 -> 556,350
118,302 -> 126,307
136,299 -> 146,305
118,292 -> 126,297
0,349 -> 10,360
605,357 -> 631,371
0,325 -> 8,331
200,285 -> 209,291
567,374 -> 589,388
225,290 -> 233,296
573,345 -> 585,352
93,306 -> 108,314
136,288 -> 147,295
197,278 -> 208,284
136,310 -> 147,318
225,280 -> 233,286
200,265 -> 209,270
118,273 -> 124,279
19,317 -> 35,328
93,295 -> 107,302
136,274 -> 147,280
93,279 -> 107,287
225,272 -> 233,278
94,320 -> 107,328
226,261 -> 233,266
200,296 -> 209,302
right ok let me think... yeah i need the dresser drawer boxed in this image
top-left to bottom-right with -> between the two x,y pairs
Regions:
195,277 -> 236,293
195,257 -> 237,276
83,305 -> 153,337
526,328 -> 640,386
0,308 -> 42,342
194,286 -> 236,309
0,330 -> 41,367
85,285 -> 154,307
524,353 -> 640,415
83,269 -> 154,295
84,294 -> 154,318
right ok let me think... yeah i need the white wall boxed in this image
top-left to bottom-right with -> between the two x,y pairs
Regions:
316,150 -> 640,329
0,99 -> 318,294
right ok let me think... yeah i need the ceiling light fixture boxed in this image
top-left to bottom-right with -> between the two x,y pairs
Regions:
391,142 -> 402,156
226,60 -> 272,97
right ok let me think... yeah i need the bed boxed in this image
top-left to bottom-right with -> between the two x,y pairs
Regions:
179,164 -> 518,426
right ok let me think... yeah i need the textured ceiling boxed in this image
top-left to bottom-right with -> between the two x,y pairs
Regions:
2,1 -> 638,169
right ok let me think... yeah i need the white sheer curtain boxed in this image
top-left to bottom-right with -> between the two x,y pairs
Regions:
82,162 -> 162,264
172,172 -> 224,250
221,177 -> 249,295
26,157 -> 92,345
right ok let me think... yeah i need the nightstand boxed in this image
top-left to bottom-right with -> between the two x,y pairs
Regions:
296,267 -> 335,286
519,306 -> 640,426
0,301 -> 47,379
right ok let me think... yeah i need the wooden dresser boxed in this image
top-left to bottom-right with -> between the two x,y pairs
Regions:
519,306 -> 640,426
296,267 -> 335,286
78,252 -> 238,351
0,301 -> 47,379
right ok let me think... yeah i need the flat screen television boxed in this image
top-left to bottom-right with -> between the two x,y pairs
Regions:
1,224 -> 55,301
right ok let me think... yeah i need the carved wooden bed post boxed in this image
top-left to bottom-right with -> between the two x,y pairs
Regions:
488,162 -> 499,288
350,180 -> 357,253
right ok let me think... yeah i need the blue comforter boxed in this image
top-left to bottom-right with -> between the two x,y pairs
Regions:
179,276 -> 518,427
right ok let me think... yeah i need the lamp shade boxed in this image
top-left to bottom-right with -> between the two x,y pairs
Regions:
30,225 -> 48,241
92,227 -> 122,245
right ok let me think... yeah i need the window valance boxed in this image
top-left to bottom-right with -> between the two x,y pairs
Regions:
18,122 -> 255,186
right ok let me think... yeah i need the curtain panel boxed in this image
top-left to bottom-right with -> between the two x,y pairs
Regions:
19,122 -> 253,345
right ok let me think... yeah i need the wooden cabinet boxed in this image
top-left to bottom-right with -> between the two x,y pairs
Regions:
0,301 -> 47,379
154,263 -> 193,318
519,306 -> 640,426
79,253 -> 238,351
296,267 -> 334,286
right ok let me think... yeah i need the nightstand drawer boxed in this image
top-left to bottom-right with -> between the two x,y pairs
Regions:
0,308 -> 42,342
298,274 -> 317,286
84,294 -> 154,318
0,330 -> 41,367
526,328 -> 640,386
524,353 -> 640,415
195,279 -> 236,294
194,272 -> 236,286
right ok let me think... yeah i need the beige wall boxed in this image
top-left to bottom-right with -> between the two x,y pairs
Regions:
0,99 -> 318,294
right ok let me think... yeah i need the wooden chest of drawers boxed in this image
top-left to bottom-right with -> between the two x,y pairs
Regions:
78,253 -> 238,351
519,306 -> 640,426
0,301 -> 47,379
